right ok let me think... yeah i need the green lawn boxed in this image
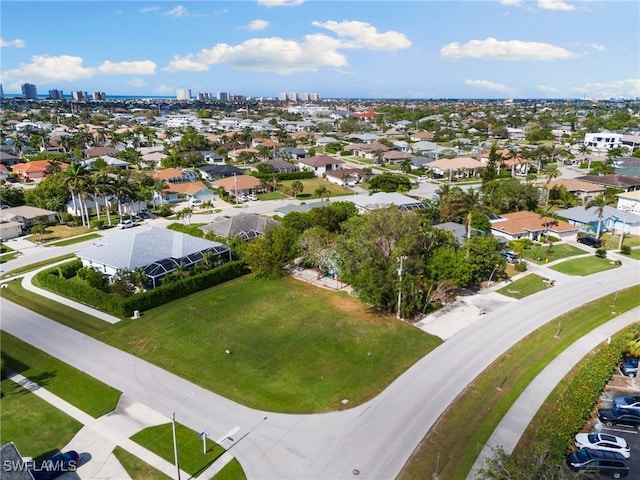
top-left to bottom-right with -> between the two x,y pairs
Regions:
521,243 -> 586,264
600,233 -> 640,250
112,446 -> 173,480
398,285 -> 640,480
551,256 -> 621,276
257,191 -> 288,200
213,458 -> 246,480
1,331 -> 121,417
130,423 -> 224,477
0,253 -> 76,280
624,248 -> 640,260
496,273 -> 551,299
2,274 -> 440,413
0,378 -> 83,462
279,178 -> 353,200
45,233 -> 101,247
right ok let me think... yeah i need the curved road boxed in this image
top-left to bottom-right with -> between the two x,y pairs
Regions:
1,260 -> 639,479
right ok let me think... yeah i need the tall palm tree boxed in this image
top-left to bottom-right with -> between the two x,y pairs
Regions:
112,173 -> 135,220
586,194 -> 607,238
290,180 -> 304,198
542,163 -> 560,207
314,185 -> 329,201
92,172 -> 114,226
129,267 -> 149,293
64,162 -> 89,224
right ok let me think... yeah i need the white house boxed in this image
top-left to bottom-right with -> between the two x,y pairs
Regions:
297,155 -> 345,176
616,190 -> 640,215
584,132 -> 622,152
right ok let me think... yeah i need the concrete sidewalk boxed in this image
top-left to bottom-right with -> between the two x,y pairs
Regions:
467,306 -> 640,479
8,372 -> 185,479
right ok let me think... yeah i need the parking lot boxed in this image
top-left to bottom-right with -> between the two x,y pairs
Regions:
581,371 -> 640,477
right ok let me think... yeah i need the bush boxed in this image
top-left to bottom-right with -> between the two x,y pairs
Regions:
595,248 -> 607,258
90,218 -> 106,230
154,205 -> 174,217
621,245 -> 632,255
0,355 -> 7,379
514,261 -> 527,272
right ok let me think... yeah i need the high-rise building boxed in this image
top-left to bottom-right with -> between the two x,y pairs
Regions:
0,84 -> 4,100
21,83 -> 38,99
72,91 -> 89,101
49,89 -> 64,100
197,92 -> 212,101
93,91 -> 106,101
217,92 -> 230,101
176,88 -> 192,100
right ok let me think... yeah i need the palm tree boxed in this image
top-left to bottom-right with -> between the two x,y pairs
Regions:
586,194 -> 607,238
129,267 -> 149,293
290,180 -> 304,198
112,173 -> 135,220
177,207 -> 193,225
64,162 -> 89,224
92,172 -> 114,226
314,185 -> 329,201
542,163 -> 560,207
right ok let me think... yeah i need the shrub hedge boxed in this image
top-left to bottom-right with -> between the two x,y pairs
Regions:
530,335 -> 628,460
35,259 -> 249,318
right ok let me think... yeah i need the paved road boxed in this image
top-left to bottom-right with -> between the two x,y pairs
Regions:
3,258 -> 638,479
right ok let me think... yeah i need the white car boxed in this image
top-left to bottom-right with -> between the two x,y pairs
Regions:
117,219 -> 136,229
189,199 -> 203,207
574,432 -> 630,459
247,194 -> 258,201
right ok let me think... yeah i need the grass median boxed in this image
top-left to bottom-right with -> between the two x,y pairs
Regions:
397,284 -> 640,480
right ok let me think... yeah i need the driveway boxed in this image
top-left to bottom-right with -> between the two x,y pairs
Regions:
2,260 -> 638,479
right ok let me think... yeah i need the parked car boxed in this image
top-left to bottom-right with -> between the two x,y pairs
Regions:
247,193 -> 258,201
574,432 -> 630,459
613,394 -> 640,412
237,195 -> 248,202
31,450 -> 80,480
500,250 -> 518,264
597,407 -> 640,431
566,448 -> 629,478
577,236 -> 602,248
117,219 -> 136,229
620,357 -> 639,377
137,210 -> 150,219
189,198 -> 203,207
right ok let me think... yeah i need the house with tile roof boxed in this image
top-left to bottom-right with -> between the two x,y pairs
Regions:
76,227 -> 231,288
325,167 -> 369,186
11,160 -> 69,182
211,174 -> 263,198
152,168 -> 214,204
297,155 -> 345,176
547,179 -> 605,203
489,211 -> 579,242
425,157 -> 485,180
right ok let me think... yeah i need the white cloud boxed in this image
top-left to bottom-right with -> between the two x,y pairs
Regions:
500,0 -> 523,5
165,5 -> 192,17
165,54 -> 209,72
167,34 -> 347,74
585,43 -> 606,52
154,84 -> 176,94
97,60 -> 156,75
244,20 -> 270,31
537,0 -> 575,11
312,20 -> 411,51
440,37 -> 577,61
465,79 -> 519,96
0,38 -> 26,48
572,79 -> 640,99
139,6 -> 161,14
257,0 -> 305,7
1,55 -> 95,88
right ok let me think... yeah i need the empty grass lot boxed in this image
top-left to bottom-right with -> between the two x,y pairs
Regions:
550,256 -> 621,276
497,273 -> 551,299
0,378 -> 83,462
2,275 -> 440,413
521,243 -> 586,264
1,331 -> 121,417
279,178 -> 352,200
44,232 -> 101,247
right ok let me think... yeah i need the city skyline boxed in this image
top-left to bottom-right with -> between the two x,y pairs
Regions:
1,0 -> 639,100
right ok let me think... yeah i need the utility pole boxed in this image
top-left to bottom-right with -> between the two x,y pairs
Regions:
397,256 -> 407,320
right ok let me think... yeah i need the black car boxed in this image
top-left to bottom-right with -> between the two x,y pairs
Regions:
567,448 -> 629,478
137,210 -> 150,219
620,357 -> 638,377
598,408 -> 640,431
31,450 -> 80,480
577,236 -> 602,248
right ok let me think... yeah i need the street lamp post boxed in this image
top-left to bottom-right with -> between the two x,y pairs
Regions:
396,256 -> 407,320
618,208 -> 629,251
171,392 -> 194,480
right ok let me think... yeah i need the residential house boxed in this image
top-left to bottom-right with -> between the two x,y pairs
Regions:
260,159 -> 300,174
0,164 -> 10,181
346,141 -> 392,161
479,149 -> 531,176
0,206 -> 57,230
298,155 -> 345,176
197,165 -> 245,182
0,219 -> 23,240
433,221 -> 488,244
152,168 -> 214,204
348,192 -> 425,213
11,160 -> 69,182
383,150 -> 411,164
489,211 -> 579,242
211,174 -> 263,198
76,227 -> 231,288
81,155 -> 129,170
584,132 -> 622,152
616,190 -> 640,215
613,157 -> 640,178
0,151 -> 21,167
314,136 -> 342,147
556,205 -> 640,236
199,151 -> 226,164
86,146 -> 119,158
547,179 -> 605,203
200,212 -> 280,241
325,167 -> 368,186
425,157 -> 485,180
280,146 -> 307,159
575,174 -> 640,192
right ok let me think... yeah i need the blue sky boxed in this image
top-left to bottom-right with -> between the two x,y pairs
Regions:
1,0 -> 639,99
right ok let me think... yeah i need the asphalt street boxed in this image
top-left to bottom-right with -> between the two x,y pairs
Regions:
2,258 -> 638,479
